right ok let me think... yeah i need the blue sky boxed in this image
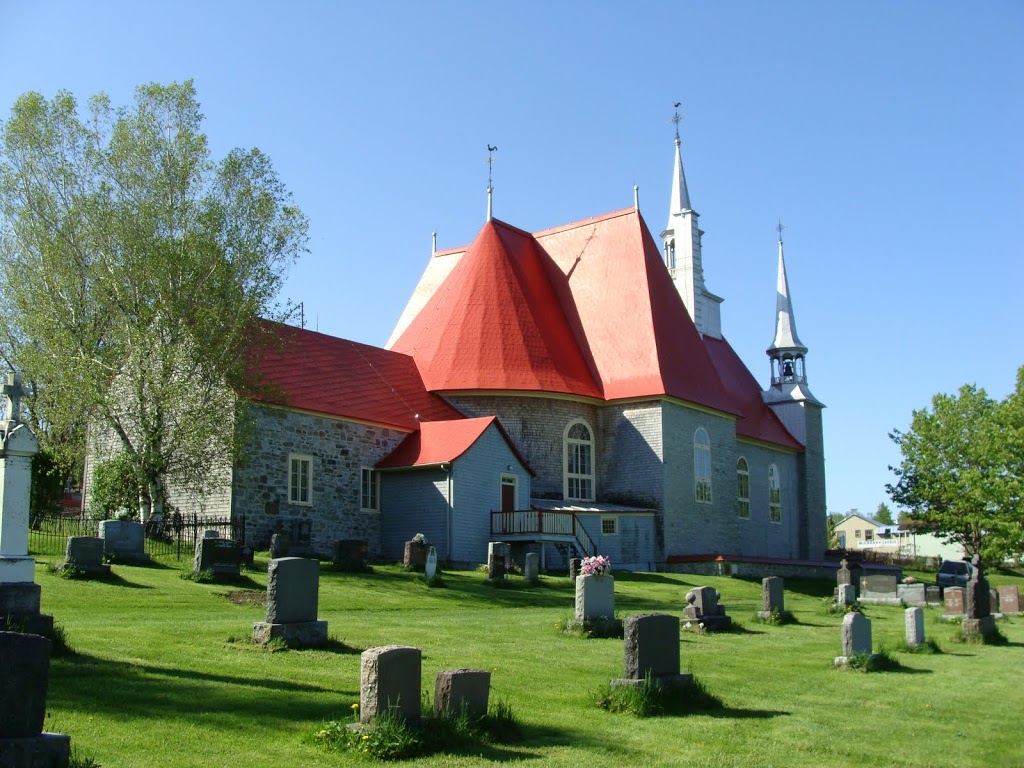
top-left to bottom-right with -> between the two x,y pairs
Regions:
2,1 -> 1022,520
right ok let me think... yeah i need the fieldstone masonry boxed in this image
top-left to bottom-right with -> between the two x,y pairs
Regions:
905,607 -> 925,648
360,645 -> 421,724
433,669 -> 490,718
253,557 -> 327,647
0,631 -> 70,767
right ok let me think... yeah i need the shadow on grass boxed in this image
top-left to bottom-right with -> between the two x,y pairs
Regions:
91,570 -> 155,589
703,706 -> 791,719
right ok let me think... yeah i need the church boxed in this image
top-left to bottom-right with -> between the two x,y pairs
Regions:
90,127 -> 828,571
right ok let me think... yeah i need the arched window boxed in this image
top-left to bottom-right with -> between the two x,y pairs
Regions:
768,464 -> 782,523
694,428 -> 712,503
737,457 -> 750,519
565,420 -> 594,501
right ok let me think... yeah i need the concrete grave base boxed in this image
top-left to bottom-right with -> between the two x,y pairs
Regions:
834,653 -> 880,668
686,615 -> 732,632
252,620 -> 328,648
610,673 -> 694,690
962,615 -> 997,639
0,733 -> 71,768
858,597 -> 902,606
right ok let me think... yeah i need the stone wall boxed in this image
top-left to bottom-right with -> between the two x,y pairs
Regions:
232,404 -> 408,558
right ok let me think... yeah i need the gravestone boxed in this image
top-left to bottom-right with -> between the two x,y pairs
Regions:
569,557 -> 582,580
757,576 -> 789,619
925,585 -> 942,606
193,537 -> 241,576
253,557 -> 327,647
332,539 -> 368,571
990,588 -> 1001,615
896,582 -> 926,607
487,541 -> 510,581
0,631 -> 71,766
269,532 -> 291,559
0,373 -> 53,636
835,611 -> 875,666
433,669 -> 490,718
836,583 -> 856,608
203,529 -> 219,539
943,587 -> 965,618
404,539 -> 429,570
905,607 -> 925,648
997,585 -> 1021,614
425,546 -> 437,579
360,646 -> 421,724
575,573 -> 615,622
859,573 -> 901,605
98,519 -> 150,563
683,586 -> 732,631
61,536 -> 109,576
962,555 -> 996,639
623,613 -> 680,679
524,552 -> 539,584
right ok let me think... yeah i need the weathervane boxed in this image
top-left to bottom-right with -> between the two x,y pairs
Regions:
671,102 -> 685,141
486,145 -> 498,221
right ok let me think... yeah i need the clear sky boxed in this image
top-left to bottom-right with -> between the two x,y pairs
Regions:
2,1 -> 1022,521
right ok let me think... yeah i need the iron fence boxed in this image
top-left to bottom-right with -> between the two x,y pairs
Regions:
28,511 -> 245,561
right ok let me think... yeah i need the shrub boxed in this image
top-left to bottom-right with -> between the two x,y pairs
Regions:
89,452 -> 140,521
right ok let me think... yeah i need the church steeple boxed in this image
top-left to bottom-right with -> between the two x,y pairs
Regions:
660,105 -> 722,339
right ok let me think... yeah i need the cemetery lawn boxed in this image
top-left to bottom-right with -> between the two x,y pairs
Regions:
34,557 -> 1024,768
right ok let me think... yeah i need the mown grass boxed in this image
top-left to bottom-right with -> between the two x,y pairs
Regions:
30,553 -> 1024,768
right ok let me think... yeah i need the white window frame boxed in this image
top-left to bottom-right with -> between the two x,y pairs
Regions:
601,516 -> 618,536
694,428 -> 712,504
768,463 -> 782,523
360,467 -> 379,512
737,457 -> 750,519
564,419 -> 595,501
288,453 -> 313,506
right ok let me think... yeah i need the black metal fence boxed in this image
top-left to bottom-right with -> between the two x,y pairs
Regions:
28,511 -> 245,561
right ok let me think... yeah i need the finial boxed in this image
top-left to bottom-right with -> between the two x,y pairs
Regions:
671,102 -> 685,143
3,372 -> 23,423
486,145 -> 497,222
634,184 -> 639,211
432,231 -> 437,255
776,219 -> 785,243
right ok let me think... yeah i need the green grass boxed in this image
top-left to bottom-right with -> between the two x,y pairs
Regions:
29,554 -> 1024,768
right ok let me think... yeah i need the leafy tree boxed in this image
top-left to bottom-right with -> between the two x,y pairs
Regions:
30,449 -> 64,527
887,370 -> 1024,565
0,81 -> 308,522
88,451 -> 141,521
874,502 -> 893,525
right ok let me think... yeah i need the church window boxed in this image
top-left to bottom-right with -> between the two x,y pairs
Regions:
288,454 -> 312,505
360,467 -> 379,511
737,457 -> 750,519
564,420 -> 594,501
694,428 -> 712,503
768,464 -> 782,523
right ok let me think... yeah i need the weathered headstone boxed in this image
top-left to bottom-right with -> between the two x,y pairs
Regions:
836,558 -> 853,586
925,585 -> 942,606
61,536 -> 109,576
425,546 -> 437,579
896,582 -> 927,607
683,586 -> 732,631
203,529 -> 219,539
0,373 -> 53,636
360,646 -> 421,724
0,631 -> 71,766
836,611 -> 874,666
757,577 -> 787,619
193,537 -> 242,576
905,607 -> 925,648
623,613 -> 680,679
859,573 -> 901,605
269,532 -> 291,559
253,557 -> 327,647
575,573 -> 615,622
524,552 -> 539,584
962,555 -> 997,639
404,539 -> 429,570
332,539 -> 368,571
98,519 -> 150,563
943,587 -> 965,618
487,541 -> 510,581
568,557 -> 582,580
990,588 -> 1001,615
836,583 -> 856,608
997,585 -> 1021,614
433,669 -> 490,718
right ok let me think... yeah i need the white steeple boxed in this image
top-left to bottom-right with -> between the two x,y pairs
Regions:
764,225 -> 821,410
661,106 -> 722,339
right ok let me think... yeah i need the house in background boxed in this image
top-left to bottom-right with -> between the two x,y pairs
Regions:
84,125 -> 828,571
834,513 -> 965,562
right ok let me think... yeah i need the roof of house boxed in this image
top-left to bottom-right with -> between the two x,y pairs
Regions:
376,415 -> 534,474
389,209 -> 739,416
246,321 -> 463,431
702,336 -> 803,451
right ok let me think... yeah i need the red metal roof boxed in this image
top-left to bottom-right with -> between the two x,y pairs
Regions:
702,336 -> 803,450
389,220 -> 603,398
247,321 -> 462,430
376,416 -> 534,473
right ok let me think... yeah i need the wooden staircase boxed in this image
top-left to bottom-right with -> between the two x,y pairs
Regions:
490,509 -> 596,559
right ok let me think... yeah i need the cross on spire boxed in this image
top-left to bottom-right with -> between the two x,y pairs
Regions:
777,219 -> 785,243
3,372 -> 23,423
486,144 -> 498,222
671,102 -> 685,141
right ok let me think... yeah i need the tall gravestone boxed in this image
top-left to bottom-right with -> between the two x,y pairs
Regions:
0,632 -> 70,766
575,573 -> 615,622
905,607 -> 926,648
253,557 -> 328,647
0,374 -> 52,636
836,611 -> 875,666
524,552 -> 539,584
962,555 -> 996,639
487,542 -> 510,581
757,577 -> 790,620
